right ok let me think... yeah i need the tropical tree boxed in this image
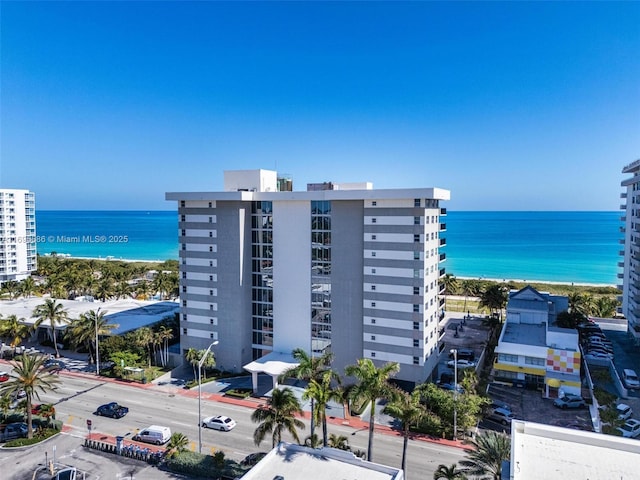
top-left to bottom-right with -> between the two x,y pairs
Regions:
441,274 -> 459,311
344,358 -> 400,461
133,327 -> 155,367
0,354 -> 60,439
478,284 -> 509,320
35,403 -> 56,426
460,279 -> 482,314
66,310 -> 117,365
433,464 -> 467,480
2,280 -> 20,300
165,432 -> 189,458
155,324 -> 174,367
383,387 -> 429,474
185,348 -> 200,379
568,292 -> 595,318
328,433 -> 350,451
19,277 -> 37,298
303,433 -> 322,448
459,431 -> 511,480
302,369 -> 342,447
33,299 -> 69,358
279,348 -> 334,440
0,314 -> 32,347
593,296 -> 619,319
251,387 -> 305,448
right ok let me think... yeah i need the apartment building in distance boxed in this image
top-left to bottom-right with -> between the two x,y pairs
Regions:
166,169 -> 450,387
620,159 -> 640,344
0,189 -> 37,283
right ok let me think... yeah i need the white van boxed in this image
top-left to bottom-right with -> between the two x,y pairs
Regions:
132,425 -> 171,445
623,369 -> 640,390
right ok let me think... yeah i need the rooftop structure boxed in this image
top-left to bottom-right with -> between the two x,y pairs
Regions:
240,442 -> 404,480
166,169 -> 450,388
508,420 -> 640,479
0,189 -> 37,283
620,159 -> 640,344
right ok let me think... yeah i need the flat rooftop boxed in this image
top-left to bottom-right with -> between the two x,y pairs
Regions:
501,322 -> 546,347
240,443 -> 404,480
511,420 -> 640,479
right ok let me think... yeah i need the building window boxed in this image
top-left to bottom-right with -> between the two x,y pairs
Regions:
209,231 -> 213,237
413,322 -> 419,330
181,201 -> 185,207
371,318 -> 376,324
525,356 -> 545,366
413,356 -> 419,365
371,285 -> 376,291
209,246 -> 213,252
182,272 -> 187,279
182,286 -> 187,293
371,302 -> 376,307
209,275 -> 214,281
182,328 -> 187,335
413,339 -> 419,347
182,243 -> 186,251
414,269 -> 420,278
371,251 -> 376,257
372,218 -> 377,224
413,304 -> 420,313
210,305 -> 214,310
182,300 -> 187,307
209,290 -> 214,295
414,234 -> 420,243
210,333 -> 215,339
181,215 -> 185,222
371,352 -> 376,358
372,201 -> 377,206
414,216 -> 420,225
209,216 -> 213,223
414,251 -> 420,260
372,234 -> 377,240
498,353 -> 519,363
210,318 -> 215,324
209,202 -> 212,208
413,286 -> 420,295
371,335 -> 376,341
372,268 -> 376,274
209,260 -> 213,267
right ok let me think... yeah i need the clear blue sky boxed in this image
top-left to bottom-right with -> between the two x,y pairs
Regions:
1,1 -> 638,210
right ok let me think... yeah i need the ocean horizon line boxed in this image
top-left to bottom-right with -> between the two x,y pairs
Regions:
36,208 -> 619,213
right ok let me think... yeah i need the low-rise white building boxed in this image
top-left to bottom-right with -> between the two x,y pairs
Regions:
493,286 -> 581,397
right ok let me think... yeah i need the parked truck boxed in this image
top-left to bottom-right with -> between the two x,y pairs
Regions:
0,422 -> 28,442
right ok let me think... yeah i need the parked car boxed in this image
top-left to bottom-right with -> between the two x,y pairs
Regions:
0,422 -> 28,441
488,400 -> 512,413
449,349 -> 475,361
485,407 -> 515,426
51,467 -> 77,480
202,415 -> 237,431
617,404 -> 633,421
623,369 -> 640,390
617,419 -> 640,438
132,425 -> 171,445
43,359 -> 66,371
447,359 -> 477,369
0,371 -> 9,382
553,395 -> 586,409
95,402 -> 129,419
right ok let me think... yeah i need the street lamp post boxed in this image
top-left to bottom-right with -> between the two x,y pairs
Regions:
450,348 -> 457,440
198,340 -> 219,454
95,308 -> 101,377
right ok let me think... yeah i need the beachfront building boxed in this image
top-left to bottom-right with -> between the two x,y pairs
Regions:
620,158 -> 640,344
493,286 -> 581,397
166,169 -> 450,387
0,189 -> 37,284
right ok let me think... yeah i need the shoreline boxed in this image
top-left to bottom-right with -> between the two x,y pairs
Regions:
42,254 -> 171,264
449,275 -> 617,289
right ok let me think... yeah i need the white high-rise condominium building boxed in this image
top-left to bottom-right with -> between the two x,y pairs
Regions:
166,170 -> 450,386
0,189 -> 37,283
620,159 -> 640,344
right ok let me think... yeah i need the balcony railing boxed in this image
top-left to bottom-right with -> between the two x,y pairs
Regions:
621,204 -> 627,210
439,253 -> 446,262
439,238 -> 446,247
440,223 -> 447,231
440,208 -> 447,216
621,192 -> 628,199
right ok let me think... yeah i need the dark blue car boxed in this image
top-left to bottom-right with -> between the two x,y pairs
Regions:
95,402 -> 129,419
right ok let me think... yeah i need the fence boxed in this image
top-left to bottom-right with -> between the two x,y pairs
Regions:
83,438 -> 165,465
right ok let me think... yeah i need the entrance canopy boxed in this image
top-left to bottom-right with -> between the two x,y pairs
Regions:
243,351 -> 300,393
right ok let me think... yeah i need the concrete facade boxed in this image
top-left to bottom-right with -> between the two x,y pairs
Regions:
0,189 -> 37,283
167,169 -> 450,385
620,159 -> 640,344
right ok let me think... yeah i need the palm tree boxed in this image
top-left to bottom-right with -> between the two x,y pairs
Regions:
344,358 -> 400,461
67,310 -> 117,364
185,348 -> 200,379
383,387 -> 429,474
33,299 -> 69,358
19,277 -> 37,298
441,274 -> 459,311
459,431 -> 510,480
302,369 -> 342,447
279,348 -> 334,440
95,279 -> 114,302
478,284 -> 509,320
568,292 -> 595,318
460,279 -> 482,315
2,280 -> 20,300
133,327 -> 154,367
328,433 -> 350,451
0,314 -> 32,347
593,296 -> 619,318
156,325 -> 173,367
165,432 -> 189,458
0,354 -> 60,439
433,464 -> 467,480
251,387 -> 305,448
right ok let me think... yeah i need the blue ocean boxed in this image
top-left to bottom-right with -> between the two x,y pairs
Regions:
35,211 -> 621,285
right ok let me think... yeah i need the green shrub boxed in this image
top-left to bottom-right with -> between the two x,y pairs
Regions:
164,450 -> 248,479
224,389 -> 252,399
4,428 -> 59,447
593,387 -> 616,406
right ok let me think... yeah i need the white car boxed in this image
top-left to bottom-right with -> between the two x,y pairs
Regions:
202,415 -> 236,431
617,404 -> 633,421
447,359 -> 476,369
617,419 -> 640,438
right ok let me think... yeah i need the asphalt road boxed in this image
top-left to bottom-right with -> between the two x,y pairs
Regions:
0,373 -> 466,479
